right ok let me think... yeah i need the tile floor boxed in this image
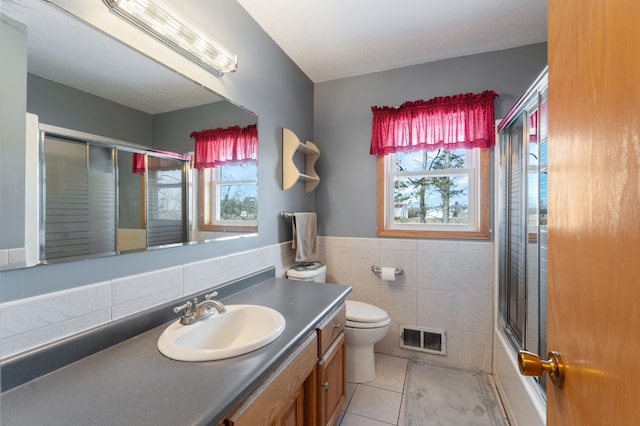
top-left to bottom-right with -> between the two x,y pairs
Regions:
338,354 -> 509,426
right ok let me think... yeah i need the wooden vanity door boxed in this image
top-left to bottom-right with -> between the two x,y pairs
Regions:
317,333 -> 346,426
224,333 -> 317,426
275,387 -> 305,426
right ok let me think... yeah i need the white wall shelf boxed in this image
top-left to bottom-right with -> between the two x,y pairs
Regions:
282,127 -> 320,192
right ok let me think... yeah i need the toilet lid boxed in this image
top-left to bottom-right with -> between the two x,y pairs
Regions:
346,317 -> 391,329
345,300 -> 389,323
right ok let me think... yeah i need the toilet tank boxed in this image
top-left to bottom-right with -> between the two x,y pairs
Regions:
286,261 -> 327,282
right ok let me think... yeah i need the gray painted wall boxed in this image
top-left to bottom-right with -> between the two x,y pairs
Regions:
0,0 -> 314,302
27,74 -> 153,146
152,100 -> 258,154
313,43 -> 548,238
0,17 -> 27,250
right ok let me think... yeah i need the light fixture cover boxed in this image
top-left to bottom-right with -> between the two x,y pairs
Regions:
103,0 -> 238,77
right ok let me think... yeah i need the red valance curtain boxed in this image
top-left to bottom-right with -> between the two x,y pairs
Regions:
370,90 -> 499,156
131,151 -> 187,174
132,153 -> 145,174
529,109 -> 538,143
191,124 -> 258,168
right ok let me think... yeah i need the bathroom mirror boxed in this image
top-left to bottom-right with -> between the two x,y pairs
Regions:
0,0 -> 258,269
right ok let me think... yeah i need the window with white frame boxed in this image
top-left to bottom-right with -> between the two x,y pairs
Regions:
377,147 -> 489,239
199,162 -> 257,231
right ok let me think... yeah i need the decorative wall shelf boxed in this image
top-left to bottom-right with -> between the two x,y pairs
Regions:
282,128 -> 320,192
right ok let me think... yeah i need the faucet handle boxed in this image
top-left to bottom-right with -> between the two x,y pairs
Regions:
204,291 -> 219,300
173,300 -> 194,314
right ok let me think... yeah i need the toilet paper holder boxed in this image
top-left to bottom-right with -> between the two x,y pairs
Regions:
371,265 -> 404,276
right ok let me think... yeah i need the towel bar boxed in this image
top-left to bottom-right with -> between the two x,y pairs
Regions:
280,211 -> 295,219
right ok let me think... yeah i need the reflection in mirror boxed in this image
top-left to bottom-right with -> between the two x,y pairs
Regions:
0,0 -> 258,270
42,134 -> 118,262
199,162 -> 258,232
192,125 -> 258,236
117,150 -> 145,252
145,154 -> 188,248
39,126 -> 192,264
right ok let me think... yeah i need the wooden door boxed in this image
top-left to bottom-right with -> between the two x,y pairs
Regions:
547,0 -> 640,423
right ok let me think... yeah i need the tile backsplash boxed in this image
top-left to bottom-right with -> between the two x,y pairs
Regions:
0,242 -> 296,360
0,247 -> 26,270
0,282 -> 112,359
0,237 -> 495,374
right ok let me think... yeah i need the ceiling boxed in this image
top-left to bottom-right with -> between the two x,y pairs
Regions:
236,0 -> 548,83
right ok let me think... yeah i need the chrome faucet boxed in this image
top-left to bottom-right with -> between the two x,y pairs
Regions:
173,291 -> 226,325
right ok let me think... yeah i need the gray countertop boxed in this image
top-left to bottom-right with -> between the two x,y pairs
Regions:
1,278 -> 350,426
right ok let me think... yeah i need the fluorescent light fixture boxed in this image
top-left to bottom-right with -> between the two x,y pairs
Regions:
103,0 -> 238,77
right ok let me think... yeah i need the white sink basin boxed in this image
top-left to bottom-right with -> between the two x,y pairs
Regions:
157,304 -> 286,361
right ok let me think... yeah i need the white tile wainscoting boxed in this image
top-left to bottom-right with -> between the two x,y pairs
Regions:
0,236 -> 495,377
319,237 -> 495,373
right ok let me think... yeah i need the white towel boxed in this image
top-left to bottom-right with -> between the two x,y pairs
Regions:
292,212 -> 319,262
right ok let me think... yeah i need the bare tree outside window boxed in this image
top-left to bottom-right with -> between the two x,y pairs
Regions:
218,163 -> 257,222
199,162 -> 258,231
393,149 -> 469,225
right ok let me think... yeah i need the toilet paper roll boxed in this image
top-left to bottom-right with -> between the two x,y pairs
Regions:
381,267 -> 396,282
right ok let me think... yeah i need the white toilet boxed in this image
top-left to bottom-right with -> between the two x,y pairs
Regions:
344,300 -> 390,383
286,263 -> 391,384
285,261 -> 327,282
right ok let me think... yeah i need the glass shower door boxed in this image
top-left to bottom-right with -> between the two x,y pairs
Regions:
497,68 -> 548,395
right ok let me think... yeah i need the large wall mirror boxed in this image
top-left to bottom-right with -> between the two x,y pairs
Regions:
0,0 -> 258,270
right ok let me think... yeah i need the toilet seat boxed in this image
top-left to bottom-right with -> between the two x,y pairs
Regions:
346,318 -> 391,329
345,300 -> 390,329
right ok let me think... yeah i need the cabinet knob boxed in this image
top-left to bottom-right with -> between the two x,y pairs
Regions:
333,323 -> 341,329
321,381 -> 329,390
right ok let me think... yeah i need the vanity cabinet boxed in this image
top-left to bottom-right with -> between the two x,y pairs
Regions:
224,332 -> 318,426
315,304 -> 346,426
221,303 -> 347,426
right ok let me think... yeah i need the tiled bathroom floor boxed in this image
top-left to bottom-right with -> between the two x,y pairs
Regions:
339,354 -> 509,426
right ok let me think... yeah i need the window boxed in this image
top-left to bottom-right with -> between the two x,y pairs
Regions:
377,147 -> 489,239
199,163 -> 257,232
190,123 -> 258,232
370,90 -> 496,239
146,155 -> 188,246
148,165 -> 184,221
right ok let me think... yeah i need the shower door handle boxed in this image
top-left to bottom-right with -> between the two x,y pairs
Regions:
517,350 -> 566,387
